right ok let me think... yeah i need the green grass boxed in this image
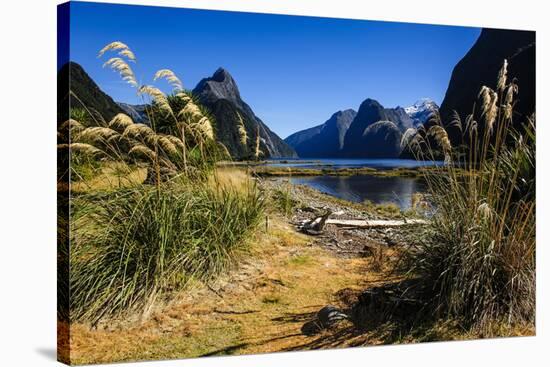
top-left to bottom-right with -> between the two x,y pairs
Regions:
70,182 -> 265,324
271,182 -> 297,216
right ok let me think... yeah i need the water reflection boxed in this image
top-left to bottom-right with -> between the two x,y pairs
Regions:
291,175 -> 427,210
268,158 -> 443,170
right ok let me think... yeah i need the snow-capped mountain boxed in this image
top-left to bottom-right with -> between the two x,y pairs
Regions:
404,98 -> 439,127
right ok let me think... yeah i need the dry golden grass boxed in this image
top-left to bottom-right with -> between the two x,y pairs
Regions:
68,217 -> 384,364
71,162 -> 147,193
209,167 -> 254,193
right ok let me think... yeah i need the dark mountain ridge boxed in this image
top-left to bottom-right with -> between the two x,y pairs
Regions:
57,61 -> 123,123
438,28 -> 535,142
285,109 -> 357,157
342,98 -> 413,158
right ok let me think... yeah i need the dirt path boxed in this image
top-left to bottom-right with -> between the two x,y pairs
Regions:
70,212 -> 401,364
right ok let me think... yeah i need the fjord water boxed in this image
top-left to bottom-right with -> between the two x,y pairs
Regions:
291,175 -> 426,210
267,159 -> 443,210
267,158 -> 443,170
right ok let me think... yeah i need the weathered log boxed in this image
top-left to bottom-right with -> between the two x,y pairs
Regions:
326,218 -> 428,228
300,209 -> 332,235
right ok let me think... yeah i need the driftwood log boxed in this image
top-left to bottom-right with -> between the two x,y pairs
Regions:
326,218 -> 429,228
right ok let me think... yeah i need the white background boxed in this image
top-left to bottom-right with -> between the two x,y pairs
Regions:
0,0 -> 547,365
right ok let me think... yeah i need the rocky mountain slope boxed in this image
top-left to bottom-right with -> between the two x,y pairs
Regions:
284,109 -> 357,157
342,98 -> 413,158
192,68 -> 297,159
117,102 -> 149,124
57,61 -> 122,123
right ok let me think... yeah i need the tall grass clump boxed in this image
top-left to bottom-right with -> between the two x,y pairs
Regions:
64,41 -> 266,324
405,60 -> 535,333
70,182 -> 264,323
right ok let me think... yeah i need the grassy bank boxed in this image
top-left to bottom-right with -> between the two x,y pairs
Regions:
70,178 -> 264,324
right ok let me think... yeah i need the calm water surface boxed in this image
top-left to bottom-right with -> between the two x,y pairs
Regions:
267,158 -> 443,170
267,159 -> 440,210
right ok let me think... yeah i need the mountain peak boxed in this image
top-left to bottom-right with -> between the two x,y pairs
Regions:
404,98 -> 439,127
193,67 -> 241,106
211,67 -> 233,82
191,67 -> 297,159
359,98 -> 384,109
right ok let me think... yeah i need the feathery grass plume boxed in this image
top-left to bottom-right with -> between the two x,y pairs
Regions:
156,135 -> 179,156
77,126 -> 120,143
237,112 -> 248,146
163,134 -> 186,151
118,49 -> 136,62
496,59 -> 508,93
254,124 -> 262,160
503,81 -> 519,120
427,110 -> 443,127
154,69 -> 184,91
194,116 -> 214,140
400,128 -> 417,149
175,91 -> 192,103
129,144 -> 156,161
178,100 -> 203,119
98,41 -> 131,58
505,81 -> 519,105
464,114 -> 475,133
58,119 -> 85,133
217,142 -> 232,159
428,125 -> 451,153
428,125 -> 452,163
102,57 -> 138,87
122,123 -> 155,139
66,143 -> 104,156
478,86 -> 498,134
139,85 -> 173,115
108,113 -> 134,132
448,110 -> 463,134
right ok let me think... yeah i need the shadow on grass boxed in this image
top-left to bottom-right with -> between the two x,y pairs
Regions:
201,279 -> 445,356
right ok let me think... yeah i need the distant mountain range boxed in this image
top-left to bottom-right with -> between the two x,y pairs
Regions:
59,63 -> 296,159
61,27 -> 535,161
285,109 -> 357,158
286,27 -> 535,159
285,98 -> 436,158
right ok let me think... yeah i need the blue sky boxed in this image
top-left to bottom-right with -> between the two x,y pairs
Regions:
67,1 -> 480,138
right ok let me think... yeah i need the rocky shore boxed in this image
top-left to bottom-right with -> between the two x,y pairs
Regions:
261,177 -> 425,258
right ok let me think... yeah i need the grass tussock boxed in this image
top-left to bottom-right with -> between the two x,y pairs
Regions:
404,60 -> 535,333
70,182 -> 265,324
61,41 -> 267,325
